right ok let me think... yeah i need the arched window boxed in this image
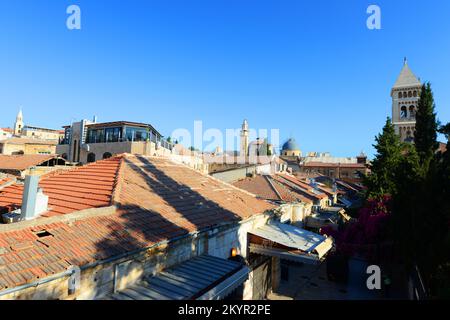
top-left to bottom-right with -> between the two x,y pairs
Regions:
403,91 -> 407,97
409,105 -> 415,118
408,91 -> 412,97
400,106 -> 408,119
398,92 -> 402,99
103,152 -> 112,159
413,90 -> 417,97
87,153 -> 96,163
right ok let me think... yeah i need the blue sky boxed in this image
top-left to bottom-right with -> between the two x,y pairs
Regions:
1,0 -> 449,157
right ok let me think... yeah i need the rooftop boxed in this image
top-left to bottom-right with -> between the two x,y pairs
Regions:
0,155 -> 62,172
393,60 -> 421,89
232,173 -> 328,204
282,138 -> 300,151
0,154 -> 274,291
85,121 -> 162,137
302,162 -> 366,169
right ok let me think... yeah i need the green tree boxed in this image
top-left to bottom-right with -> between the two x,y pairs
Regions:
433,123 -> 450,297
414,83 -> 439,173
365,117 -> 404,198
390,144 -> 420,266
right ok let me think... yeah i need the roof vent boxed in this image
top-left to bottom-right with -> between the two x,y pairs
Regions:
21,175 -> 48,220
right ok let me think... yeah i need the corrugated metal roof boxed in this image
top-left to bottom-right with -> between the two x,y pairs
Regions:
109,255 -> 247,300
249,221 -> 329,253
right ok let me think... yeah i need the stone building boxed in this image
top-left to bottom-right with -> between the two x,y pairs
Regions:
0,154 -> 332,300
0,138 -> 57,155
57,120 -> 173,164
21,126 -> 64,141
391,58 -> 422,143
11,109 -> 62,141
297,152 -> 369,183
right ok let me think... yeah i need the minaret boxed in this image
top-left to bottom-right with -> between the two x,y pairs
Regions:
240,119 -> 249,157
14,108 -> 24,136
390,58 -> 421,143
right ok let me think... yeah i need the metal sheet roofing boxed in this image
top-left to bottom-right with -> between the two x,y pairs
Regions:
109,255 -> 247,300
249,221 -> 330,253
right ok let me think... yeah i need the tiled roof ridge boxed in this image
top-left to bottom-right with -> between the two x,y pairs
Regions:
110,155 -> 127,205
38,154 -> 124,180
275,173 -> 324,200
150,154 -> 266,200
264,175 -> 283,201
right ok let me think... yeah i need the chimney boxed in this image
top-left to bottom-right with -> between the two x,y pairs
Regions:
21,175 -> 48,220
93,116 -> 98,123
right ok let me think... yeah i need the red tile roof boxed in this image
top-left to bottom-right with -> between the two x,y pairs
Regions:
0,177 -> 15,189
274,174 -> 328,201
0,157 -> 121,216
0,155 -> 60,172
232,175 -> 315,205
0,154 -> 274,292
232,175 -> 281,202
267,176 -> 314,204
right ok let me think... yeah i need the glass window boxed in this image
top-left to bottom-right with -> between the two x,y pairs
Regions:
105,127 -> 121,142
86,128 -> 107,143
125,127 -> 149,142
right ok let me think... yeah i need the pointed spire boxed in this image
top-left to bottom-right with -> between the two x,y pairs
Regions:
17,107 -> 23,120
393,58 -> 420,88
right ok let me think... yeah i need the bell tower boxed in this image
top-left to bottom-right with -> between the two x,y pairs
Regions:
391,58 -> 422,143
14,108 -> 24,136
240,119 -> 249,157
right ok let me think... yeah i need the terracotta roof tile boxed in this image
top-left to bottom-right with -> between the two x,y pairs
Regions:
232,175 -> 281,201
0,155 -> 61,171
274,174 -> 328,201
0,154 -> 275,291
0,157 -> 121,216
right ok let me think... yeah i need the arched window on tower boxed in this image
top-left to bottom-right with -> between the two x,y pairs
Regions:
409,106 -> 415,119
103,152 -> 112,159
398,92 -> 402,99
87,153 -> 96,163
400,106 -> 408,119
413,90 -> 417,97
408,91 -> 412,97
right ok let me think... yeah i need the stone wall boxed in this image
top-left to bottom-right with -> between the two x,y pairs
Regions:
0,212 -> 276,300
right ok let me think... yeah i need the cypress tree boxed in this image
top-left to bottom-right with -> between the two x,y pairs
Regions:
414,82 -> 439,173
365,117 -> 403,198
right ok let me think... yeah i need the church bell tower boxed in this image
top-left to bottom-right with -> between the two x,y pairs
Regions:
391,58 -> 422,143
14,108 -> 24,136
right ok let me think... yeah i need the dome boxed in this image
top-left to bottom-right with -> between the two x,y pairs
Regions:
282,138 -> 300,151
